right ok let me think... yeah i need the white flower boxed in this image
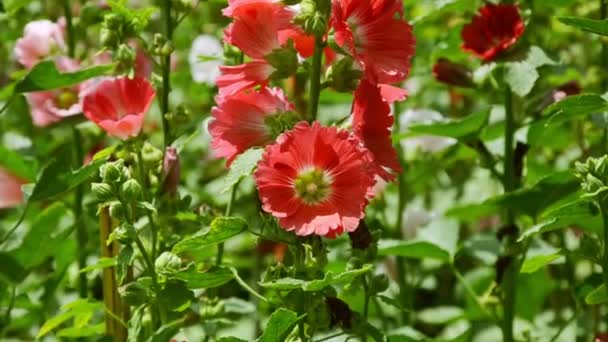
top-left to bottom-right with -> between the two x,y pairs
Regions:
400,109 -> 456,154
188,35 -> 223,85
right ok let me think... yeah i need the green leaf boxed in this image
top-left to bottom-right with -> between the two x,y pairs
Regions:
543,94 -> 608,120
417,306 -> 464,325
0,145 -> 37,181
147,319 -> 183,342
505,62 -> 539,97
57,323 -> 105,338
119,277 -> 154,306
505,46 -> 556,97
586,284 -> 608,305
1,0 -> 34,14
222,148 -> 264,193
0,252 -> 27,283
14,61 -> 114,93
29,152 -> 107,202
260,264 -> 373,291
79,257 -> 117,273
403,111 -> 489,140
13,202 -> 73,268
38,299 -> 103,338
378,239 -> 451,262
218,338 -> 248,342
173,216 -> 248,255
172,265 -> 234,289
558,16 -> 608,36
520,253 -> 563,273
257,308 -> 300,342
159,281 -> 194,312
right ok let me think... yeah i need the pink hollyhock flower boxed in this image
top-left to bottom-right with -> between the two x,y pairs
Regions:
330,0 -> 416,84
209,87 -> 294,166
14,19 -> 66,68
461,3 -> 525,62
82,77 -> 155,140
25,57 -> 86,127
254,122 -> 376,238
352,79 -> 401,181
0,168 -> 25,209
217,61 -> 276,97
162,147 -> 180,196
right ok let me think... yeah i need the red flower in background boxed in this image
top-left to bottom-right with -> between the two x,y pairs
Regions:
83,77 -> 155,140
330,0 -> 416,85
461,3 -> 525,62
0,168 -> 25,209
254,122 -> 376,238
209,87 -> 294,166
352,79 -> 401,181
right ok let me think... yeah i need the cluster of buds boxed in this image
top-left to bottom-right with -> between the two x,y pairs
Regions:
152,33 -> 174,57
92,160 -> 143,244
575,156 -> 608,199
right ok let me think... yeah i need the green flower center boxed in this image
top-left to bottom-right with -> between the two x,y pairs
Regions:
56,90 -> 79,110
294,168 -> 332,205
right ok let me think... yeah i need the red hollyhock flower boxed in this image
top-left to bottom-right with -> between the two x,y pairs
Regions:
216,61 -> 275,97
352,79 -> 401,181
461,3 -> 525,62
82,77 -> 155,140
330,0 -> 416,84
254,122 -> 376,238
209,87 -> 294,166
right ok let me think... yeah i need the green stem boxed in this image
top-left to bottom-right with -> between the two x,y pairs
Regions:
451,264 -> 495,320
133,235 -> 165,324
216,183 -> 238,266
393,99 -> 412,325
72,129 -> 88,299
134,141 -> 159,260
600,199 -> 608,299
361,276 -> 370,342
160,0 -> 173,148
602,0 -> 607,91
501,86 -> 518,342
307,36 -> 323,122
63,0 -> 87,300
62,0 -> 75,58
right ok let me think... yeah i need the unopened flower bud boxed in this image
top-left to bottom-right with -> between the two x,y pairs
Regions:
155,251 -> 182,275
100,28 -> 119,49
370,274 -> 389,294
109,201 -> 125,220
161,42 -> 174,56
432,58 -> 474,88
100,160 -> 124,184
162,147 -> 180,196
266,47 -> 298,80
111,224 -> 136,245
116,44 -> 136,65
142,142 -> 163,166
92,182 -> 115,201
121,179 -> 142,202
326,57 -> 362,93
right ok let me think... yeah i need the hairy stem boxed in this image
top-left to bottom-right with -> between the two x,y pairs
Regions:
501,86 -> 519,342
216,183 -> 238,266
134,142 -> 159,260
160,0 -> 173,148
307,36 -> 323,122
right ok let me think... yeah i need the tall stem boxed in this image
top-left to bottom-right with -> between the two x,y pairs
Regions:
501,86 -> 518,342
216,184 -> 238,266
307,36 -> 323,122
63,0 -> 87,299
135,142 -> 159,260
160,0 -> 173,148
600,200 -> 608,305
393,99 -> 412,324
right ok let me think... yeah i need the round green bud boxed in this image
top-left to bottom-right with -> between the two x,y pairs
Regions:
121,179 -> 143,202
100,28 -> 119,49
100,161 -> 123,184
112,224 -> 136,245
109,202 -> 125,220
370,274 -> 389,294
92,182 -> 115,201
154,252 -> 182,276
